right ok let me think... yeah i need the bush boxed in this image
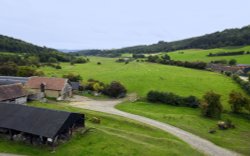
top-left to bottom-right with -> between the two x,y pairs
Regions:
103,81 -> 127,98
231,74 -> 250,95
132,54 -> 145,59
0,62 -> 18,76
55,65 -> 62,69
97,62 -> 101,65
200,91 -> 223,119
229,91 -> 249,113
17,66 -> 44,77
211,59 -> 228,64
224,71 -> 232,77
48,57 -> 58,63
229,59 -> 237,66
85,79 -> 105,93
71,57 -> 89,64
63,73 -> 82,82
147,91 -> 199,108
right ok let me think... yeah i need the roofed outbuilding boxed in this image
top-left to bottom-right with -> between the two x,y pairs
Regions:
0,83 -> 27,104
0,103 -> 85,145
25,77 -> 72,100
0,76 -> 28,86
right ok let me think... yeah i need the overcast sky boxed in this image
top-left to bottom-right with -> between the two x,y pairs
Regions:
1,0 -> 250,49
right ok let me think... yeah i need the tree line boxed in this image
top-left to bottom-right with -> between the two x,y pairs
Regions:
72,25 -> 250,57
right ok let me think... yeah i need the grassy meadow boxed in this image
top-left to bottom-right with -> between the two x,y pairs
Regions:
117,102 -> 250,155
40,57 -> 246,110
0,101 -> 203,156
167,45 -> 250,64
37,55 -> 250,155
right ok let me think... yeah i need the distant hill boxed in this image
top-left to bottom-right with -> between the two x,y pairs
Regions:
74,25 -> 250,57
0,35 -> 72,62
0,35 -> 57,54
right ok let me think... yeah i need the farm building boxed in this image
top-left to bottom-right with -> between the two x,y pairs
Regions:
25,77 -> 72,100
0,103 -> 85,145
0,76 -> 29,86
0,84 -> 27,104
69,81 -> 81,91
208,64 -> 245,74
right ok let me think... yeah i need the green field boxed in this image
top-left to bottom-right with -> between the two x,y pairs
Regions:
0,101 -> 203,156
117,102 -> 250,155
40,57 -> 246,110
167,45 -> 250,64
37,56 -> 250,155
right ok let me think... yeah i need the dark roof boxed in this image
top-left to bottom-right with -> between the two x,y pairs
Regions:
70,82 -> 80,90
26,77 -> 68,91
0,76 -> 28,85
0,104 -> 84,139
0,84 -> 27,101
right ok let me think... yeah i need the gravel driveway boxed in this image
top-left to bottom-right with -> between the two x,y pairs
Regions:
69,95 -> 240,156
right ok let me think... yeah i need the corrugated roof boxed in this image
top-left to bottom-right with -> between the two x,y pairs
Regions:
70,82 -> 80,90
0,76 -> 29,85
0,84 -> 27,101
26,77 -> 68,91
0,103 -> 84,138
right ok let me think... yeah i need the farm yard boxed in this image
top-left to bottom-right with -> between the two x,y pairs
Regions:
0,101 -> 203,156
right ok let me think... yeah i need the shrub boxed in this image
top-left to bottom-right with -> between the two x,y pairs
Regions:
211,59 -> 228,64
224,71 -> 232,77
132,54 -> 145,59
63,73 -> 82,82
103,81 -> 127,98
97,62 -> 101,65
55,65 -> 62,69
231,74 -> 250,95
116,58 -> 126,62
17,66 -> 44,77
48,57 -> 58,63
229,91 -> 248,113
229,59 -> 237,66
200,91 -> 223,119
147,91 -> 199,108
85,79 -> 105,93
0,62 -> 18,76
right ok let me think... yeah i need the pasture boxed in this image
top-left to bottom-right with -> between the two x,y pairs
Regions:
167,45 -> 250,64
117,102 -> 250,155
40,57 -> 245,110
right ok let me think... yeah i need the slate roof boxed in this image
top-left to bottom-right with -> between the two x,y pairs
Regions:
0,103 -> 84,139
26,77 -> 68,91
0,84 -> 27,101
70,82 -> 80,90
0,76 -> 28,85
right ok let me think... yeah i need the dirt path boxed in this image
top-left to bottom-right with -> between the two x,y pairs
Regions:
69,95 -> 240,156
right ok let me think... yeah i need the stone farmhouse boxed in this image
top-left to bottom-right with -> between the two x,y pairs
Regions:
25,76 -> 72,100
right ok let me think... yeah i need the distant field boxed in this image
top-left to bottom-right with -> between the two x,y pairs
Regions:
167,45 -> 250,64
0,102 -> 203,156
39,57 -> 246,110
117,102 -> 250,155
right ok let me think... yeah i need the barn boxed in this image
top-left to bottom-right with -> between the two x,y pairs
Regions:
0,83 -> 27,104
0,103 -> 85,145
25,76 -> 72,100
